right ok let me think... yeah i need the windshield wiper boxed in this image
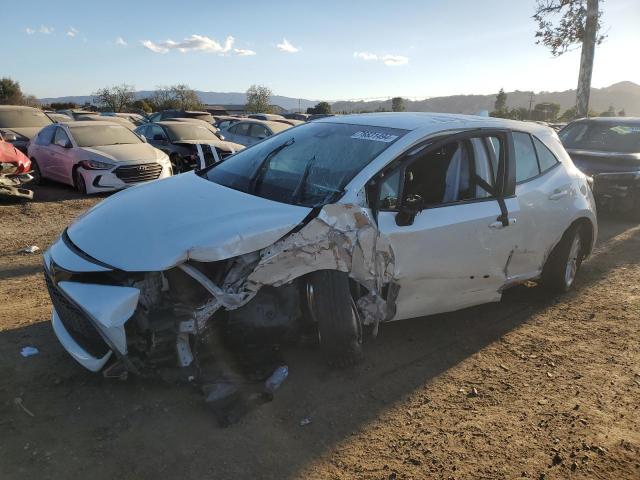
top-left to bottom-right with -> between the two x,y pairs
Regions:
291,154 -> 317,204
248,138 -> 295,193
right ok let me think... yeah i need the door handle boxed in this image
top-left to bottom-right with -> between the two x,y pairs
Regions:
549,189 -> 569,200
489,218 -> 516,229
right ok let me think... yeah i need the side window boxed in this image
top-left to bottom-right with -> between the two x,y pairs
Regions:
232,123 -> 251,136
36,125 -> 56,145
532,136 -> 559,172
150,125 -> 166,141
513,132 -> 540,183
398,135 -> 498,208
250,124 -> 269,139
53,127 -> 71,147
377,169 -> 401,209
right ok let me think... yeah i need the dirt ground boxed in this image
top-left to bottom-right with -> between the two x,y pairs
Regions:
1,183 -> 639,480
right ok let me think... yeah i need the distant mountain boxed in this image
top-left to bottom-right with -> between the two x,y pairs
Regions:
38,81 -> 640,115
38,90 -> 318,112
331,81 -> 640,116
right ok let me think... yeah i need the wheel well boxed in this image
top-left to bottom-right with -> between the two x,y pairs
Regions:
571,217 -> 595,257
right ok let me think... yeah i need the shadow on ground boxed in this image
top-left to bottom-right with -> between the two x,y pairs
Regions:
0,216 -> 637,479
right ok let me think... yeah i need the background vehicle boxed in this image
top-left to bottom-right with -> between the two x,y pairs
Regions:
75,114 -> 137,131
57,109 -> 100,120
43,113 -> 596,375
221,119 -> 291,146
273,118 -> 305,127
28,121 -> 171,194
248,113 -> 286,121
559,117 -> 640,216
136,120 -> 243,172
0,131 -> 33,199
283,113 -> 309,121
101,112 -> 147,126
0,105 -> 53,153
213,115 -> 242,131
46,112 -> 75,123
147,110 -> 214,124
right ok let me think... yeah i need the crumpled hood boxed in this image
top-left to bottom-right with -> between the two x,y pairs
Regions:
67,172 -> 311,271
80,143 -> 166,163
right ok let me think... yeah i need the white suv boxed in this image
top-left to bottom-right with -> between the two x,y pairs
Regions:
43,113 -> 597,372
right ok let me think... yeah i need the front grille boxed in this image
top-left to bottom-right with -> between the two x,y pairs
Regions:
44,269 -> 110,357
114,163 -> 162,184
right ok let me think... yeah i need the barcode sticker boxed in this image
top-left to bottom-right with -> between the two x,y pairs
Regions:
351,131 -> 399,143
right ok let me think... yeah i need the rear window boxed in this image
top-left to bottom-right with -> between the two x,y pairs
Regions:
560,121 -> 640,154
0,109 -> 52,128
164,124 -> 218,141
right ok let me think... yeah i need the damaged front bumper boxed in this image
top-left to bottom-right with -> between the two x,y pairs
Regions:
0,172 -> 33,200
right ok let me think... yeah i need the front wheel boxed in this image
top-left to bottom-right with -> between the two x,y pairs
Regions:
74,169 -> 87,195
541,225 -> 584,293
306,270 -> 363,368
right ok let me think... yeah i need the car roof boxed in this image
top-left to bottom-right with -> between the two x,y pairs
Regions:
65,120 -> 125,127
316,112 -> 555,135
0,105 -> 44,112
235,118 -> 291,132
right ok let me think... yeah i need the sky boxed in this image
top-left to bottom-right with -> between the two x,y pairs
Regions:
3,0 -> 639,101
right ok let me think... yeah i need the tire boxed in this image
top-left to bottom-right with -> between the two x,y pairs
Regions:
306,270 -> 363,367
29,158 -> 42,185
170,154 -> 183,174
74,169 -> 87,195
541,225 -> 584,293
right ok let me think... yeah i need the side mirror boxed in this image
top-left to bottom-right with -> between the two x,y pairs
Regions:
395,193 -> 424,226
2,132 -> 17,142
139,134 -> 147,143
217,134 -> 225,141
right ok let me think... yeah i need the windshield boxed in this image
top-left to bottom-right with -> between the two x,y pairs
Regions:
560,121 -> 640,154
202,122 -> 407,207
0,109 -> 52,128
70,125 -> 143,147
165,124 -> 218,141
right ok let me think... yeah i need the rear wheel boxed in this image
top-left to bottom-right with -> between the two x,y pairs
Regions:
541,225 -> 584,293
306,270 -> 363,367
74,169 -> 87,195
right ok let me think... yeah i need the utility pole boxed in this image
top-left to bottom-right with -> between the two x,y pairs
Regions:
298,98 -> 301,113
528,92 -> 535,117
575,0 -> 598,118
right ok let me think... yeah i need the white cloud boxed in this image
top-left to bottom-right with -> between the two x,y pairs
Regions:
277,38 -> 299,53
354,51 -> 409,66
39,25 -> 53,34
25,27 -> 35,35
142,34 -> 235,54
66,27 -> 78,37
115,36 -> 127,46
234,48 -> 256,56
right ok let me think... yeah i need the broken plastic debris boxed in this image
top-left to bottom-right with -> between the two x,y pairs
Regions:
14,397 -> 35,417
299,416 -> 312,426
264,365 -> 288,393
20,346 -> 39,357
19,245 -> 40,254
203,382 -> 238,404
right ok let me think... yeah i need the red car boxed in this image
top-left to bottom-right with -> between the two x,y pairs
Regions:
0,133 -> 33,200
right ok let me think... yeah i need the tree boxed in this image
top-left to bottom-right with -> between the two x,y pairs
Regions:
533,102 -> 561,121
0,77 -> 26,105
48,102 -> 78,110
534,0 -> 605,118
171,84 -> 203,110
93,84 -> 135,112
312,101 -> 332,115
618,109 -> 626,117
391,97 -> 405,112
245,84 -> 272,113
599,105 -> 616,117
131,99 -> 152,113
559,107 -> 577,121
494,88 -> 508,112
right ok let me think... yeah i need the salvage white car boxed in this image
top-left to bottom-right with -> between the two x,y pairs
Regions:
28,121 -> 172,194
43,113 -> 597,374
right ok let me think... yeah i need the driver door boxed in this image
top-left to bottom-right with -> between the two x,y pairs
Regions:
373,130 -> 522,320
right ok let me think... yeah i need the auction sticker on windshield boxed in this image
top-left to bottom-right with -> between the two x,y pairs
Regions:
351,131 -> 399,143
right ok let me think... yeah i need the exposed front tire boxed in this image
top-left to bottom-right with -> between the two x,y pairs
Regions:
541,225 -> 584,293
306,270 -> 363,368
74,169 -> 87,195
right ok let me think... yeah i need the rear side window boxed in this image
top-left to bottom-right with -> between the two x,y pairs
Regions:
250,124 -> 269,139
532,136 -> 559,172
513,132 -> 540,183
